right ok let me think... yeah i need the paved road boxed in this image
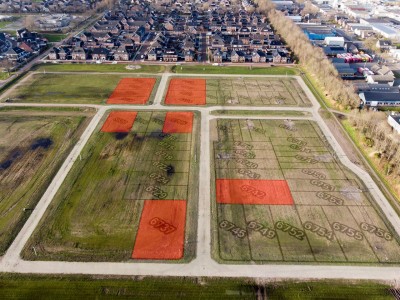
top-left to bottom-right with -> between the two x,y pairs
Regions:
1,73 -> 400,282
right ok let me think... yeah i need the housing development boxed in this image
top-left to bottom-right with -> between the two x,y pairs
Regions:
1,0 -> 400,298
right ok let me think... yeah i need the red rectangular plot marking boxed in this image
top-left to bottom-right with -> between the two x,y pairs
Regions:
132,200 -> 186,260
107,78 -> 156,104
165,78 -> 206,105
162,112 -> 193,133
216,179 -> 294,205
101,111 -> 137,132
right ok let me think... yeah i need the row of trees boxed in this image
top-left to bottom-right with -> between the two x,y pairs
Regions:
349,110 -> 400,179
255,1 -> 400,191
255,0 -> 359,108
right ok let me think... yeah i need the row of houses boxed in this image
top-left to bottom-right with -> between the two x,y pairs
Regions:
0,0 -> 102,13
47,0 -> 290,63
1,28 -> 47,63
212,49 -> 289,63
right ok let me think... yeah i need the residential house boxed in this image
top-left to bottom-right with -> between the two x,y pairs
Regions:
71,47 -> 86,60
92,47 -> 110,60
184,50 -> 194,62
114,46 -> 130,61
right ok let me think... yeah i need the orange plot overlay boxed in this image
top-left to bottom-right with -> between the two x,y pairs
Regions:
165,78 -> 206,105
107,78 -> 156,104
216,179 -> 294,205
132,200 -> 187,260
101,111 -> 137,132
162,112 -> 194,133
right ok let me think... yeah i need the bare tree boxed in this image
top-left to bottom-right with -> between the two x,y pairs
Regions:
23,15 -> 35,30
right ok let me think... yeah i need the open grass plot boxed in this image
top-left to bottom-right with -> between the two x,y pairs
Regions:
165,78 -> 206,105
23,110 -> 198,262
0,108 -> 92,255
107,78 -> 157,104
206,77 -> 310,106
164,77 -> 310,107
211,118 -> 400,264
6,73 -> 159,104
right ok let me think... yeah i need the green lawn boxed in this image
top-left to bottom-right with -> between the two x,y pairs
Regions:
42,33 -> 68,43
0,21 -> 12,29
211,110 -> 311,117
342,119 -> 400,206
0,274 -> 393,299
33,63 -> 165,73
0,72 -> 12,80
6,73 -> 159,104
172,65 -> 297,75
23,111 -> 199,262
0,109 -> 92,255
211,118 -> 400,264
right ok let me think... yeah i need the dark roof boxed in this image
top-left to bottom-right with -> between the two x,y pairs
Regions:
389,115 -> 400,124
92,48 -> 110,55
361,91 -> 400,102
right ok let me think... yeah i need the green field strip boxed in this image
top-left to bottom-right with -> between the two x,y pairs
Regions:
290,191 -> 371,207
322,206 -> 379,263
271,137 -> 327,147
126,171 -> 189,185
146,150 -> 191,161
281,168 -> 349,180
215,168 -> 285,181
213,149 -> 276,159
285,179 -> 360,193
22,110 -> 197,262
273,146 -> 329,155
297,206 -> 347,262
215,158 -> 280,170
217,204 -> 252,261
212,118 -> 400,264
213,141 -> 274,151
279,162 -> 340,169
124,184 -> 188,200
244,205 -> 283,261
269,205 -> 315,262
350,206 -> 400,263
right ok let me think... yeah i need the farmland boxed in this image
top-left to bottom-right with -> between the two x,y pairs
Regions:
23,110 -> 199,262
0,274 -> 393,300
4,73 -> 160,104
0,108 -> 93,255
211,118 -> 400,263
164,77 -> 310,107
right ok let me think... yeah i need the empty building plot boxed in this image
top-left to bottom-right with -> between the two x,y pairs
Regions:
23,110 -> 199,262
165,78 -> 206,105
107,78 -> 156,104
164,77 -> 311,106
211,118 -> 400,264
0,108 -> 93,255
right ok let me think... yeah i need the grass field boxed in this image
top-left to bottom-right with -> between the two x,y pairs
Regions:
172,65 -> 297,75
211,110 -> 311,117
42,33 -> 68,43
0,274 -> 394,299
0,72 -> 12,80
23,110 -> 199,262
210,118 -> 400,264
164,77 -> 311,107
33,63 -> 165,73
0,108 -> 93,255
5,73 -> 160,104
